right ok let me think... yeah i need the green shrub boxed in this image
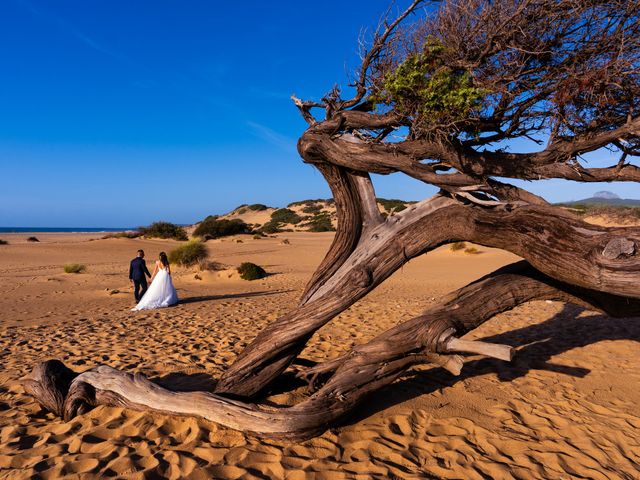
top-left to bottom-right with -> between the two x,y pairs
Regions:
168,240 -> 208,266
139,222 -> 187,241
102,231 -> 141,239
27,236 -> 40,242
237,208 -> 247,215
260,220 -> 282,234
288,198 -> 332,207
0,239 -> 7,245
450,241 -> 466,251
247,204 -> 269,211
271,208 -> 302,224
253,233 -> 263,239
194,217 -> 249,238
464,246 -> 481,254
377,198 -> 411,214
302,204 -> 323,214
237,262 -> 267,280
64,263 -> 86,273
305,213 -> 335,232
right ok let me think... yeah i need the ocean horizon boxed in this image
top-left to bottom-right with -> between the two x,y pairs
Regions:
0,227 -> 134,233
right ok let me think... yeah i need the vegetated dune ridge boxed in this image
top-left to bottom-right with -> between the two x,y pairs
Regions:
0,223 -> 639,478
185,198 -> 415,235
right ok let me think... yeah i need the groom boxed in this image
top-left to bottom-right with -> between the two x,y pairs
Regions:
129,249 -> 152,302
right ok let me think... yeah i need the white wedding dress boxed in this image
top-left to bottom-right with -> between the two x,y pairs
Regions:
132,265 -> 178,311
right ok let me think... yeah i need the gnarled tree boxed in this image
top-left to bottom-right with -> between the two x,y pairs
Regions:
25,0 -> 640,440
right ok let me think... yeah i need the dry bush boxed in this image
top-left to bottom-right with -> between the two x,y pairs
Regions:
450,241 -> 466,251
64,264 -> 86,273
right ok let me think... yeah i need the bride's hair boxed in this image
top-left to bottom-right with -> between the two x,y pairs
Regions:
159,252 -> 169,267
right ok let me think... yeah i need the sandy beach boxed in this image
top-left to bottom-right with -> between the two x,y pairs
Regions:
1,232 -> 639,479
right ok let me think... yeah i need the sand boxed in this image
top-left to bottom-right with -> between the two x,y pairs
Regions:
0,232 -> 639,479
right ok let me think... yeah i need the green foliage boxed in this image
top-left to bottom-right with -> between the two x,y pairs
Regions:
464,246 -> 481,255
374,39 -> 486,126
102,231 -> 141,239
260,221 -> 282,234
139,222 -> 188,241
0,239 -> 8,245
271,208 -> 302,224
302,204 -> 323,214
305,213 -> 335,232
64,263 -> 86,273
237,262 -> 267,281
253,233 -> 264,239
168,240 -> 208,267
449,241 -> 466,251
247,204 -> 269,211
288,199 -> 331,207
376,198 -> 410,213
194,218 -> 249,239
27,236 -> 40,242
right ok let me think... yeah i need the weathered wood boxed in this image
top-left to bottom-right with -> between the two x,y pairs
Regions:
24,262 -> 640,439
443,337 -> 515,362
215,194 -> 640,398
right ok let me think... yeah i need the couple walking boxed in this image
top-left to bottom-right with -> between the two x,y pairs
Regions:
129,249 -> 178,310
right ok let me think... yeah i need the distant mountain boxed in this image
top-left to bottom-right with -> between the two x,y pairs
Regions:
560,193 -> 640,207
593,191 -> 621,200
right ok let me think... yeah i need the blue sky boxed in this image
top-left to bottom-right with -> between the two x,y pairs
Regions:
1,1 -> 638,227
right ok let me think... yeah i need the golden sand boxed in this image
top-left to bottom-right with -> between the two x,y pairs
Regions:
0,232 -> 638,479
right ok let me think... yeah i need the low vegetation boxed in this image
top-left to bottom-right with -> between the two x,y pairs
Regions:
261,221 -> 284,234
194,217 -> 250,239
27,236 -> 40,242
168,240 -> 208,266
559,204 -> 640,222
0,239 -> 7,245
64,263 -> 86,274
304,213 -> 335,232
139,222 -> 188,241
102,231 -> 141,239
237,262 -> 267,281
464,246 -> 481,254
449,241 -> 467,251
301,204 -> 323,214
198,259 -> 225,271
247,204 -> 269,211
270,208 -> 302,225
288,198 -> 333,207
376,198 -> 414,214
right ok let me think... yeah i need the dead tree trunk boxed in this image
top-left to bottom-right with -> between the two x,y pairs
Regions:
23,0 -> 640,438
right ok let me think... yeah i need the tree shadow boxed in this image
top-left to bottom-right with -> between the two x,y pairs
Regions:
177,289 -> 293,305
344,304 -> 640,425
136,304 -> 638,431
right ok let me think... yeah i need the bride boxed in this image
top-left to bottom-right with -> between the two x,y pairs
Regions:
132,252 -> 178,310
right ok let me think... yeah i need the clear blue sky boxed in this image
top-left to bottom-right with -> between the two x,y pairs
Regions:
1,1 -> 638,227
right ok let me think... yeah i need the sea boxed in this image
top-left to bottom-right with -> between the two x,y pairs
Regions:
0,227 -> 134,233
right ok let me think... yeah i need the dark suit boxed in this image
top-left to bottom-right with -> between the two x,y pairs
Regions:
129,257 -> 151,301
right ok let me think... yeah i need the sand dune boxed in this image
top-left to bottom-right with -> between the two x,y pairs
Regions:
1,233 -> 639,479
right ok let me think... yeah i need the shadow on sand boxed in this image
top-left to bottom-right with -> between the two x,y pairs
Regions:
147,304 -> 638,428
177,289 -> 293,305
347,304 -> 640,425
